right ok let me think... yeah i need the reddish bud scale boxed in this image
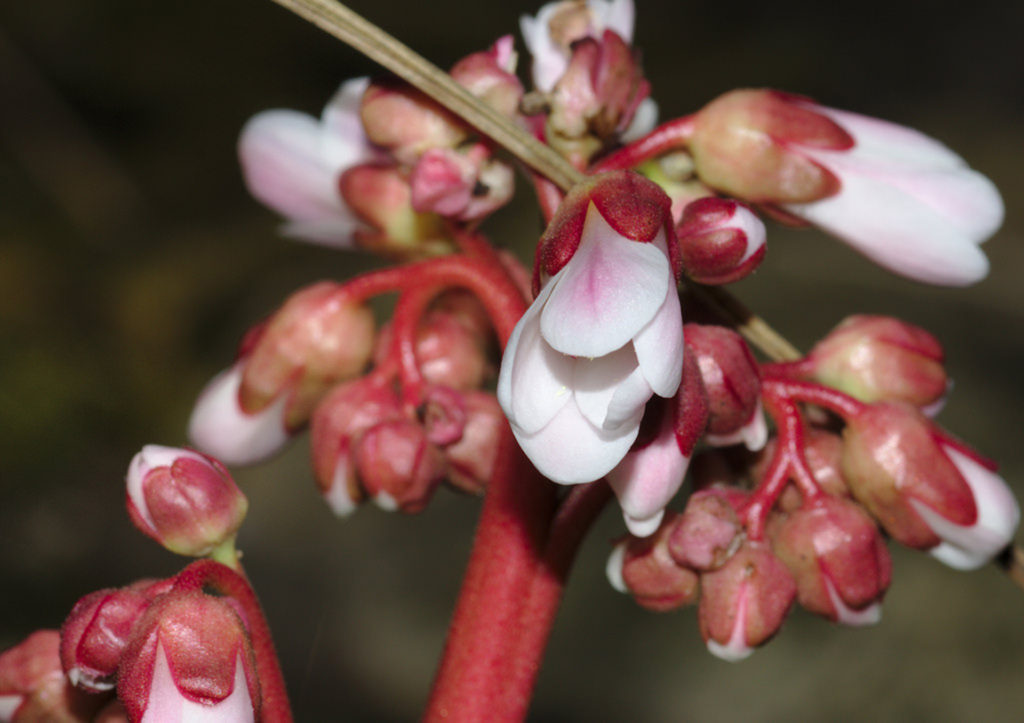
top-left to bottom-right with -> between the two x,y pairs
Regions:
534,171 -> 675,292
616,514 -> 700,612
689,89 -> 851,203
355,419 -> 446,513
61,587 -> 151,692
668,490 -> 743,571
442,390 -> 506,495
841,402 -> 976,549
683,323 -> 761,436
674,351 -> 710,456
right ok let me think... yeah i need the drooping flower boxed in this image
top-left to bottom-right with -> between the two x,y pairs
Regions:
238,77 -> 376,247
497,172 -> 683,484
688,89 -> 1003,285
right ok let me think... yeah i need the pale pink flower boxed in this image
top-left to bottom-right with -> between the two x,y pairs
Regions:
497,202 -> 683,484
238,77 -> 376,247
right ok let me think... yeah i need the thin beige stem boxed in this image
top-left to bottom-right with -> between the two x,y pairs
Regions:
266,0 -> 1024,586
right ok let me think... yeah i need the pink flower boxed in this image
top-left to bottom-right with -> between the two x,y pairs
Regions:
497,173 -> 683,484
238,77 -> 376,247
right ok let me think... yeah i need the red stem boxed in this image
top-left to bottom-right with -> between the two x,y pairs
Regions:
590,115 -> 697,173
173,560 -> 292,723
760,377 -> 865,420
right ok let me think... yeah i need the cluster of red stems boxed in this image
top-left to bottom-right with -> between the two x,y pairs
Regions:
2,0 -> 1016,720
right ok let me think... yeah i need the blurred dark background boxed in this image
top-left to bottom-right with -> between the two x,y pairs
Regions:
1,0 -> 1022,720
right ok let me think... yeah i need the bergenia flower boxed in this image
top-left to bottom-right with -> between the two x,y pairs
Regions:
238,77 -> 376,247
520,0 -> 635,93
689,89 -> 1003,285
498,172 -> 683,484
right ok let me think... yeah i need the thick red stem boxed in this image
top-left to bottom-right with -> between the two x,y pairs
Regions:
760,377 -> 865,420
590,115 -> 697,173
173,560 -> 292,723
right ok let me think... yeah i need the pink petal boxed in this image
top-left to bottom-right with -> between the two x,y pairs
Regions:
631,279 -> 683,398
187,364 -> 290,466
519,3 -> 568,92
141,646 -> 254,723
319,77 -> 374,167
595,0 -> 636,43
497,280 -> 573,434
784,170 -> 991,286
511,399 -> 642,484
541,205 -> 669,357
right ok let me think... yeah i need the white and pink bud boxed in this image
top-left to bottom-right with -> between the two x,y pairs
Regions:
309,378 -> 404,516
805,315 -> 948,410
675,197 -> 766,284
498,172 -> 683,484
188,282 -> 375,466
684,323 -> 766,451
238,77 -> 376,247
60,580 -> 171,693
771,496 -> 892,625
698,541 -> 796,661
117,591 -> 260,723
125,446 -> 248,557
409,145 -> 515,221
519,0 -> 636,94
842,402 -> 1019,569
606,514 -> 700,611
0,630 -> 107,722
359,80 -> 467,166
689,89 -> 1002,285
450,35 -> 524,117
667,489 -> 744,571
355,419 -> 446,514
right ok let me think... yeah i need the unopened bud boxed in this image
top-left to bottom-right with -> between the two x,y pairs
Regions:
771,496 -> 891,624
698,541 -> 796,661
355,419 -> 446,513
409,145 -> 514,222
684,324 -> 765,450
117,591 -> 260,723
755,428 -> 849,512
606,514 -> 700,611
126,446 -> 247,557
359,80 -> 467,166
442,390 -> 505,495
676,197 -> 766,284
806,315 -> 948,409
310,379 -> 403,516
668,489 -> 743,571
450,35 -> 523,117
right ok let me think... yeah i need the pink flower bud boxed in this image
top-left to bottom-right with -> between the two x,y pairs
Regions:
310,379 -> 404,516
117,591 -> 260,723
409,145 -> 515,221
754,428 -> 850,512
690,89 -> 1002,286
60,580 -> 170,692
0,630 -> 106,722
842,402 -> 1019,568
339,163 -> 451,256
125,446 -> 248,557
359,80 -> 467,166
684,324 -> 766,450
520,0 -> 636,93
806,315 -> 948,410
771,496 -> 891,625
450,35 -> 524,117
667,489 -> 743,571
355,419 -> 446,513
675,197 -> 766,284
498,172 -> 683,485
442,390 -> 506,495
698,541 -> 796,661
606,514 -> 700,611
188,283 -> 376,466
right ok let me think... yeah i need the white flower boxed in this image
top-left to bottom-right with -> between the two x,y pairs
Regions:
238,77 -> 376,247
783,105 -> 1003,286
520,0 -> 635,93
497,202 -> 683,484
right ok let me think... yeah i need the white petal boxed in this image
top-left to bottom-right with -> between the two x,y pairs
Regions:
706,584 -> 754,662
0,695 -> 23,720
142,646 -> 255,723
572,345 -> 643,429
605,541 -> 629,593
631,277 -> 683,398
497,280 -> 574,434
187,364 -> 290,466
623,511 -> 664,537
519,3 -> 568,93
704,401 -> 768,451
512,400 -> 641,484
541,206 -> 669,357
784,170 -> 990,286
730,203 -> 768,266
824,578 -> 882,626
323,454 -> 358,517
912,447 -> 1020,570
319,77 -> 374,168
607,407 -> 689,535
621,97 -> 658,143
593,0 -> 635,42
